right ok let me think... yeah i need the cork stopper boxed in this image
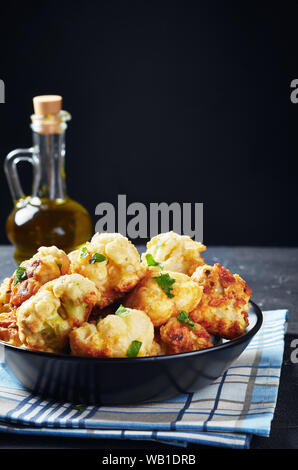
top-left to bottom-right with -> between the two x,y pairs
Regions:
33,95 -> 62,116
31,95 -> 70,134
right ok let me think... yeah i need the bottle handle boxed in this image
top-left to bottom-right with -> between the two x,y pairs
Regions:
4,147 -> 35,202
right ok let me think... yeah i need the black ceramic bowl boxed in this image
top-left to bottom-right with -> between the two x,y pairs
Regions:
0,301 -> 262,405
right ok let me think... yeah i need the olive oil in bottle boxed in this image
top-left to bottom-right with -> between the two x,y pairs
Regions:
5,95 -> 93,263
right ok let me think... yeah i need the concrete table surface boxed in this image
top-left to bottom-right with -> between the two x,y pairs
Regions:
0,245 -> 297,449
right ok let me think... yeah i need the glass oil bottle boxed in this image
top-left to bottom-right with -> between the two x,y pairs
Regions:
5,95 -> 93,263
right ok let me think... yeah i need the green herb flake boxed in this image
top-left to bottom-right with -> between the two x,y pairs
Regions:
145,253 -> 163,269
13,266 -> 27,286
115,305 -> 131,317
127,340 -> 142,358
56,262 -> 62,273
80,246 -> 89,259
177,310 -> 188,323
177,310 -> 196,331
73,405 -> 87,411
89,253 -> 107,264
154,273 -> 176,298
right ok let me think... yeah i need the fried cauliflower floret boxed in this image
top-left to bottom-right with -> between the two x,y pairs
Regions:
160,317 -> 213,354
0,277 -> 12,312
69,232 -> 146,309
41,274 -> 98,327
10,246 -> 70,308
190,263 -> 252,339
142,231 -> 206,276
0,308 -> 22,346
17,274 -> 97,353
124,271 -> 202,327
149,339 -> 168,356
17,290 -> 67,352
69,308 -> 154,358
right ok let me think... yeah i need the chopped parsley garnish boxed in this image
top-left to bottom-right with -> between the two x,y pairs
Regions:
145,253 -> 163,269
127,340 -> 142,358
115,305 -> 131,317
73,405 -> 87,411
177,310 -> 196,331
89,253 -> 107,264
13,266 -> 27,286
80,246 -> 89,259
56,262 -> 62,273
154,273 -> 175,298
80,246 -> 107,264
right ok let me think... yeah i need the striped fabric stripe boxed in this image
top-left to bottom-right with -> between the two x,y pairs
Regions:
0,421 -> 250,449
0,309 -> 287,448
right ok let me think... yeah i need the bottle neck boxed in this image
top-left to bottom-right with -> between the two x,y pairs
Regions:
32,131 -> 67,200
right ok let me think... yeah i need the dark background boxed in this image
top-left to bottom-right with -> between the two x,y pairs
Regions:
0,0 -> 297,246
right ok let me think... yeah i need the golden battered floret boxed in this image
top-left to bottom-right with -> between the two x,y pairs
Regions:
190,263 -> 252,339
0,277 -> 12,312
69,233 -> 146,309
124,270 -> 202,327
17,274 -> 97,353
149,339 -> 168,356
0,308 -> 22,346
160,317 -> 213,354
69,307 -> 154,358
142,231 -> 206,276
41,274 -> 99,327
10,246 -> 70,308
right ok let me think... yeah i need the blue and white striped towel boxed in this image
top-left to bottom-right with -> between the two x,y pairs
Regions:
0,309 -> 288,449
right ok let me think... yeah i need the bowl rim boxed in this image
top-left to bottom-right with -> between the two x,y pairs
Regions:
0,300 -> 263,363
